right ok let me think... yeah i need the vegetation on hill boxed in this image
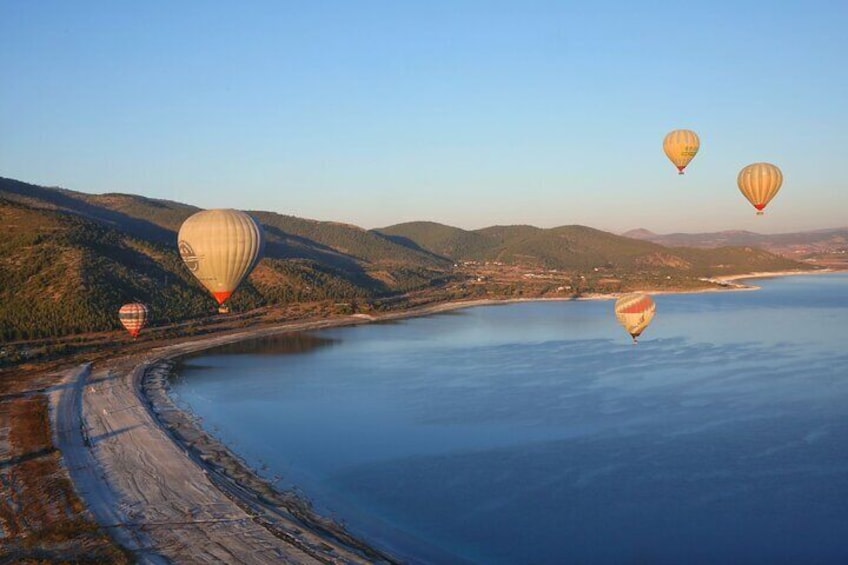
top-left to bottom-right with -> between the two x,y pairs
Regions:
486,225 -> 664,269
0,178 -> 453,341
379,221 -> 810,276
0,177 -> 195,245
622,226 -> 848,270
0,199 -> 209,340
254,213 -> 449,267
623,226 -> 848,254
251,212 -> 451,293
85,192 -> 199,234
377,221 -> 499,259
0,176 -> 820,343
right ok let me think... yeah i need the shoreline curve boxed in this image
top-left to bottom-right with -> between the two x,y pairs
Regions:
51,269 -> 838,563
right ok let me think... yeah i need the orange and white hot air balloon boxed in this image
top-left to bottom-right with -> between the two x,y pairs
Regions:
178,209 -> 264,311
663,129 -> 700,175
614,293 -> 656,343
119,303 -> 149,338
737,162 -> 783,215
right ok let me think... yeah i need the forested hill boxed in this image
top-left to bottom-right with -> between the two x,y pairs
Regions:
0,177 -> 448,341
1,177 -> 815,342
621,227 -> 848,258
377,221 -> 812,273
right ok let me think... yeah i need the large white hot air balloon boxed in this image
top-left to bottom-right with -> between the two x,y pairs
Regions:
737,162 -> 783,215
614,293 -> 656,343
178,209 -> 264,310
663,129 -> 700,175
119,303 -> 149,338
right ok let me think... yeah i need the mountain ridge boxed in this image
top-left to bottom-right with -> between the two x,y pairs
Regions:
0,176 -> 822,341
621,226 -> 848,259
376,221 -> 821,272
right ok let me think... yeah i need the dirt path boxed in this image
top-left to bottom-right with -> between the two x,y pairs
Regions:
51,362 -> 162,561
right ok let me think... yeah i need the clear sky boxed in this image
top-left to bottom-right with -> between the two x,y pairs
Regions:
1,1 -> 846,234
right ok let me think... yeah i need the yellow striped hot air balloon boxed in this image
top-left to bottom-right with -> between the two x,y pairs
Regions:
614,293 -> 656,343
663,129 -> 700,174
737,162 -> 783,215
119,303 -> 149,338
178,209 -> 264,311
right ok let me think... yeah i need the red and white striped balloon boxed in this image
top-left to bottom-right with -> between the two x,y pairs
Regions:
119,303 -> 149,338
614,293 -> 656,343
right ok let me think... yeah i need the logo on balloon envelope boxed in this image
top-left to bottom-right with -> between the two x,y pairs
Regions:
178,241 -> 200,272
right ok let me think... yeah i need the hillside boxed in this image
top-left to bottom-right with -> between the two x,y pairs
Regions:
622,227 -> 848,259
379,221 -> 810,275
0,178 -> 452,341
377,221 -> 499,259
0,176 -> 822,342
0,176 -> 448,275
0,198 -> 210,340
0,177 -> 195,245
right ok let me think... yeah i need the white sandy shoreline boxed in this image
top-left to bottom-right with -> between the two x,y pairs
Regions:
50,267 -> 842,563
52,317 -> 408,564
715,268 -> 835,283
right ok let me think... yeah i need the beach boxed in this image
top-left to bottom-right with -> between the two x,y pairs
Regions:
51,316 -> 410,564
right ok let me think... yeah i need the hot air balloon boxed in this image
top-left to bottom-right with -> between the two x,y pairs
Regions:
178,209 -> 264,312
737,162 -> 783,215
614,293 -> 656,343
119,303 -> 149,338
663,129 -> 700,174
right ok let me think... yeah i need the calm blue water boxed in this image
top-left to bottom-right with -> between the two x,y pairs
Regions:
172,274 -> 848,564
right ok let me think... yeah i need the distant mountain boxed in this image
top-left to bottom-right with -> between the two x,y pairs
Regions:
622,227 -> 848,257
0,176 -> 817,341
620,228 -> 657,239
378,221 -> 808,273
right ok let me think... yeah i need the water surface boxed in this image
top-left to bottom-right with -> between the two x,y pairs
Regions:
172,274 -> 848,564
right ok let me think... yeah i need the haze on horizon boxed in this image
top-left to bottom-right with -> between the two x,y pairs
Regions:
1,1 -> 846,235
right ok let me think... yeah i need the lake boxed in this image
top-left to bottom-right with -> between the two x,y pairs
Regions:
171,273 -> 848,564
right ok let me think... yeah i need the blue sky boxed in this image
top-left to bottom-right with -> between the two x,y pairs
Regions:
1,1 -> 846,233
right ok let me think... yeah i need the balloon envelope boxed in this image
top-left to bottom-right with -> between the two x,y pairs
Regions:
614,293 -> 656,342
119,303 -> 148,338
737,162 -> 783,215
178,209 -> 264,306
663,129 -> 700,174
